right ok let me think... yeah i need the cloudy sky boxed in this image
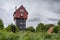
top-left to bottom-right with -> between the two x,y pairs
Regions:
0,0 -> 60,28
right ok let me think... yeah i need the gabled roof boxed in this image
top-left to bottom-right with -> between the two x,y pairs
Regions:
13,5 -> 28,16
13,5 -> 28,19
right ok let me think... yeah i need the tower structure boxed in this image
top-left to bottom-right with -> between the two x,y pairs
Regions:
13,5 -> 28,30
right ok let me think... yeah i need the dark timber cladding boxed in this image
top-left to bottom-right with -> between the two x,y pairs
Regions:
15,18 -> 26,30
13,5 -> 28,30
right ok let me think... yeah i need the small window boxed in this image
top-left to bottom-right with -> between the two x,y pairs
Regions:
20,9 -> 24,12
24,23 -> 25,24
20,22 -> 23,24
21,13 -> 23,16
20,27 -> 22,29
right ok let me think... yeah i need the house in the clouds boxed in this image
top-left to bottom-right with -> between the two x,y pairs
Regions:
13,5 -> 28,30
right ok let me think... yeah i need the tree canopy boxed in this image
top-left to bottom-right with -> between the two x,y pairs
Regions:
36,23 -> 44,32
57,20 -> 60,25
26,26 -> 35,32
0,19 -> 4,30
6,24 -> 19,33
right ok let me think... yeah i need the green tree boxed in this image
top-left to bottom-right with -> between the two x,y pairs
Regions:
57,20 -> 60,25
26,26 -> 35,32
0,19 -> 4,30
6,24 -> 19,33
36,23 -> 54,32
53,25 -> 60,33
36,23 -> 44,32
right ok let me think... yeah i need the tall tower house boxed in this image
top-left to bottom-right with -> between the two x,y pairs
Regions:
13,5 -> 28,30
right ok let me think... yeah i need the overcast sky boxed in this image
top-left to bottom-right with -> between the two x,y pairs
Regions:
0,0 -> 60,28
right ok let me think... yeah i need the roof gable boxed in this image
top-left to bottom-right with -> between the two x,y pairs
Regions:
15,5 -> 28,14
13,5 -> 28,19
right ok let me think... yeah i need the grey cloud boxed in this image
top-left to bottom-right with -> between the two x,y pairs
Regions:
28,18 -> 40,22
48,18 -> 58,21
43,0 -> 60,2
46,0 -> 60,14
49,4 -> 60,14
52,0 -> 60,2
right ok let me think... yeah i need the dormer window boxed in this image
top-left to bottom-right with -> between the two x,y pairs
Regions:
20,9 -> 24,12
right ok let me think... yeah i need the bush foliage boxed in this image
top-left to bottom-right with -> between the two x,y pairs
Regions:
0,19 -> 4,30
26,26 -> 35,32
0,19 -> 60,40
0,31 -> 60,40
5,24 -> 19,33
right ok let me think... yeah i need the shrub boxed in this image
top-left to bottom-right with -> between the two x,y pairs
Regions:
53,25 -> 60,33
5,24 -> 19,33
0,19 -> 4,30
57,20 -> 60,25
36,23 -> 45,32
0,31 -> 19,40
26,26 -> 35,32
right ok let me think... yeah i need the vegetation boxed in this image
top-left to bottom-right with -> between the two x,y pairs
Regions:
0,19 -> 60,40
5,24 -> 19,33
53,25 -> 60,33
0,19 -> 4,30
26,26 -> 35,32
36,23 -> 45,32
57,20 -> 60,25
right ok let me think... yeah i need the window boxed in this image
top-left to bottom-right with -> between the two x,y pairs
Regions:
21,13 -> 23,16
20,9 -> 24,12
24,23 -> 25,24
20,22 -> 23,24
20,27 -> 22,29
